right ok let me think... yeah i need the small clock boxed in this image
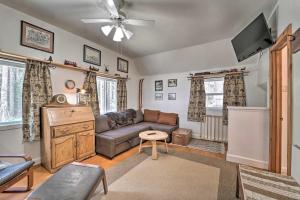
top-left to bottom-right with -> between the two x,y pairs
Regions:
48,94 -> 70,106
65,80 -> 76,90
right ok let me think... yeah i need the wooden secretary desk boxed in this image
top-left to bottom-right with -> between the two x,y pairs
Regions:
41,105 -> 95,173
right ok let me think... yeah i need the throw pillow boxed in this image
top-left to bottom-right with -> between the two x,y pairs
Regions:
95,115 -> 111,133
144,109 -> 160,122
157,112 -> 178,125
134,110 -> 144,123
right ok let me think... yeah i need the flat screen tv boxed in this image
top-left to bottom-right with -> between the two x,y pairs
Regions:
231,13 -> 274,62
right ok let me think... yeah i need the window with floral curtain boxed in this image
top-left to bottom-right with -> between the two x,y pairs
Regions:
83,72 -> 100,117
23,60 -> 53,142
117,78 -> 127,112
187,77 -> 206,122
222,73 -> 246,125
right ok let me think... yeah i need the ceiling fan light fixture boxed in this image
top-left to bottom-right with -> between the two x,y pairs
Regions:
113,26 -> 124,42
101,25 -> 113,36
122,28 -> 133,39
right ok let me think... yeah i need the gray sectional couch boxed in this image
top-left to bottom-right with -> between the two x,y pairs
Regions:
95,110 -> 179,158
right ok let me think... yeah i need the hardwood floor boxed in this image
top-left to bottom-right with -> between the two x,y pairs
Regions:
0,143 -> 225,200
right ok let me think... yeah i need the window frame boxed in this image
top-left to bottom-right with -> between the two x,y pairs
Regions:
0,58 -> 25,129
96,77 -> 117,114
204,77 -> 224,111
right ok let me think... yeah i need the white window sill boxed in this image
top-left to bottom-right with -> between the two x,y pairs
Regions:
0,123 -> 22,131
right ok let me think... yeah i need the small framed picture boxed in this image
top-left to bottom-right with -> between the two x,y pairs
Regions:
83,45 -> 101,66
155,80 -> 163,91
21,21 -> 54,53
155,93 -> 163,101
168,93 -> 176,100
168,79 -> 177,87
79,93 -> 90,105
117,57 -> 129,73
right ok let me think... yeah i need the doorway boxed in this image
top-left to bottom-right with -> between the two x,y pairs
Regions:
269,24 -> 293,175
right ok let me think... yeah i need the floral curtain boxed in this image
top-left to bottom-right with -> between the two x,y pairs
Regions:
83,72 -> 100,117
222,73 -> 246,125
23,60 -> 53,142
187,77 -> 206,122
117,78 -> 127,112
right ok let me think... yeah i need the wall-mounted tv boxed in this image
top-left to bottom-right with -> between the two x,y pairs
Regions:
231,13 -> 274,62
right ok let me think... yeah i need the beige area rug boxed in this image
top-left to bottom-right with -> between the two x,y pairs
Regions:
92,148 -> 237,200
96,154 -> 220,200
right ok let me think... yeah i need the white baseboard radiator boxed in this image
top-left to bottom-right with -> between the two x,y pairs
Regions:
198,115 -> 228,143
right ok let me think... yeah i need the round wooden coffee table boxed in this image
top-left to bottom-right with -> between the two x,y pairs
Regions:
139,130 -> 168,160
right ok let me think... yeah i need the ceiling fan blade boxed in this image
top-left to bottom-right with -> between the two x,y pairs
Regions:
81,19 -> 114,23
124,19 -> 155,26
103,0 -> 120,18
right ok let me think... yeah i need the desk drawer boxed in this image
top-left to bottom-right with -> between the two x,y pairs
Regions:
53,121 -> 94,138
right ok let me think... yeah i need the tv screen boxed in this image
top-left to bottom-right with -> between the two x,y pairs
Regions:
231,13 -> 273,62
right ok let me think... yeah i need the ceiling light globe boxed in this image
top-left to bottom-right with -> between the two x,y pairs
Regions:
101,25 -> 113,36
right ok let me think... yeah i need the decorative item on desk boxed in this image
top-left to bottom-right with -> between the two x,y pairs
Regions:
64,60 -> 77,67
76,88 -> 89,105
241,67 -> 246,71
89,65 -> 100,71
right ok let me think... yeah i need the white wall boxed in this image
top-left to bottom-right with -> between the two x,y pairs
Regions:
227,107 -> 269,169
142,65 -> 267,136
134,38 -> 258,76
277,0 -> 300,183
0,4 -> 140,163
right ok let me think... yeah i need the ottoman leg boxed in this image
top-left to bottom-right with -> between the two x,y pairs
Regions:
102,173 -> 108,195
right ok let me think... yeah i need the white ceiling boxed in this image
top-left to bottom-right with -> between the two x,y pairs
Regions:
0,0 -> 277,58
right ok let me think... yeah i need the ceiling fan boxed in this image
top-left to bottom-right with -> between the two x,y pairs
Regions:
81,0 -> 155,42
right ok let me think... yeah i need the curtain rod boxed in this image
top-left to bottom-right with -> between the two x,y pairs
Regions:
187,71 -> 249,80
0,50 -> 128,80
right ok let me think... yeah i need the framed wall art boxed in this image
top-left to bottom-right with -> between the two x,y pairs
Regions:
21,21 -> 54,53
117,57 -> 129,73
155,80 -> 163,91
168,93 -> 176,100
168,79 -> 177,87
83,45 -> 101,66
155,93 -> 163,101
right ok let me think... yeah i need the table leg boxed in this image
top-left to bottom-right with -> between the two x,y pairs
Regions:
165,139 -> 168,153
139,138 -> 143,153
152,140 -> 157,160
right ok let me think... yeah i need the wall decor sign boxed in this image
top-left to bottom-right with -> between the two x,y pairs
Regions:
168,93 -> 176,100
83,45 -> 101,66
117,57 -> 129,73
155,80 -> 163,91
21,21 -> 54,53
155,93 -> 163,101
168,79 -> 177,87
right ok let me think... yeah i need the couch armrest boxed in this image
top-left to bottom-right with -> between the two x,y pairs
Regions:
0,154 -> 32,161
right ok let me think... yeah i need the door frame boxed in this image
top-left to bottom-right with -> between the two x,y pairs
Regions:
269,24 -> 293,175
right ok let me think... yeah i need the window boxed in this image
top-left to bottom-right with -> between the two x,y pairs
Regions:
0,59 -> 25,125
204,78 -> 224,108
97,77 -> 117,114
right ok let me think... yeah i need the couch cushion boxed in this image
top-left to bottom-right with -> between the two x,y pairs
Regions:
138,122 -> 177,134
144,109 -> 160,123
157,112 -> 178,126
99,123 -> 151,144
134,110 -> 144,124
95,115 -> 111,133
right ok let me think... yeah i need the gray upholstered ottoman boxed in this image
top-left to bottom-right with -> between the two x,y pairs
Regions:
26,162 -> 107,200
